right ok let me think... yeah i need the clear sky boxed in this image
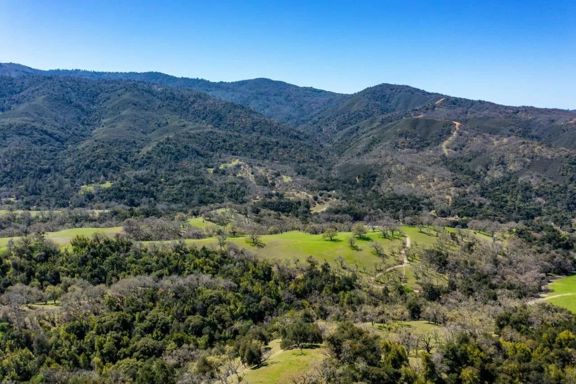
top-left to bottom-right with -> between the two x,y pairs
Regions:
1,0 -> 574,109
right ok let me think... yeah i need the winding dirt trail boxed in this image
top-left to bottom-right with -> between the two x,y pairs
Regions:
379,236 -> 411,275
441,121 -> 461,155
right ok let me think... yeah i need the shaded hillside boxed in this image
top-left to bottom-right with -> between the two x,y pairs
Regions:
0,63 -> 345,126
313,85 -> 576,224
0,75 -> 322,208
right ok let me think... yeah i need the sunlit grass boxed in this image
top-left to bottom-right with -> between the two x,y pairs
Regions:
544,275 -> 576,313
244,339 -> 326,384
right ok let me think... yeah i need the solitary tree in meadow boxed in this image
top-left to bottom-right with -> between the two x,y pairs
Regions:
322,227 -> 338,241
352,223 -> 367,239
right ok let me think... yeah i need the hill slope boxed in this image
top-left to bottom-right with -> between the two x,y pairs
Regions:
0,75 -> 322,207
312,84 -> 576,223
2,63 -> 576,224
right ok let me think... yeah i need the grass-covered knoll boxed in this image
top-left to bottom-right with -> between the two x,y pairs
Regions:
167,225 -> 478,271
400,226 -> 437,248
44,227 -> 123,245
543,275 -> 576,313
243,339 -> 326,384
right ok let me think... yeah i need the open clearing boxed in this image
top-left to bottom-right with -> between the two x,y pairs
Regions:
182,230 -> 406,271
244,340 -> 326,384
541,275 -> 576,313
0,222 -> 488,275
245,320 -> 443,383
187,216 -> 221,230
0,227 -> 123,252
191,225 -> 465,271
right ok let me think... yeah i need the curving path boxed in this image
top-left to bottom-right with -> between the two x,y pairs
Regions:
378,235 -> 411,275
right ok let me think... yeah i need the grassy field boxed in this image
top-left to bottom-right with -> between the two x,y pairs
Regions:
0,227 -> 123,252
400,226 -> 437,248
543,275 -> 576,313
181,230 -> 405,271
245,320 -> 443,383
45,227 -> 123,245
243,340 -> 326,384
157,225 -> 450,271
0,222 -> 484,274
0,225 -> 408,271
373,320 -> 442,338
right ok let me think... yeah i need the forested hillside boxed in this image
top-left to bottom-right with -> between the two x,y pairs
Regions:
2,63 -> 575,227
0,63 -> 345,126
0,74 -> 323,208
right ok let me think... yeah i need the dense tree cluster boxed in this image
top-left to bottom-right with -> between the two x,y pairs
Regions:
0,228 -> 574,383
0,235 -> 360,382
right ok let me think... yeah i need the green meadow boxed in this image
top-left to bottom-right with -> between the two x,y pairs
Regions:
243,340 -> 326,384
179,230 -> 407,271
543,275 -> 576,313
152,225 -> 486,271
0,221 -> 486,275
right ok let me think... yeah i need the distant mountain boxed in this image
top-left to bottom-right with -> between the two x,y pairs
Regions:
0,63 -> 41,77
0,63 -> 345,126
0,75 -> 322,207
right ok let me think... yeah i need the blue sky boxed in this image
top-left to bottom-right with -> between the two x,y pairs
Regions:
1,0 -> 574,109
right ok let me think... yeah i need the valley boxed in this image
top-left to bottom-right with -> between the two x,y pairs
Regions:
0,64 -> 575,384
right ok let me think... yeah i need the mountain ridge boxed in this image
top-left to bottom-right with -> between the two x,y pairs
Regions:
1,62 -> 573,112
0,74 -> 323,208
0,63 -> 345,126
1,62 -> 576,225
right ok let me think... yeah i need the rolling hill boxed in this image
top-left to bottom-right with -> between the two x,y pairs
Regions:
0,63 -> 345,126
305,83 -> 576,223
1,63 -> 576,224
0,74 -> 323,208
